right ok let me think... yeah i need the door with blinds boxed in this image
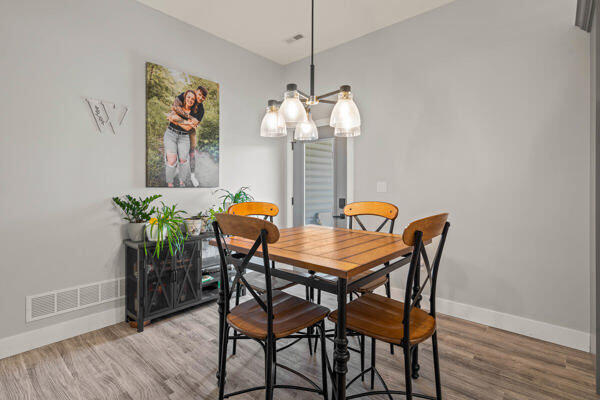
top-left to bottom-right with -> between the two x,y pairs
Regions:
292,125 -> 347,228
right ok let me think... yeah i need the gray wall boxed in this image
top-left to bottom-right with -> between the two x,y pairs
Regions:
285,0 -> 591,332
0,0 -> 284,340
0,0 -> 592,347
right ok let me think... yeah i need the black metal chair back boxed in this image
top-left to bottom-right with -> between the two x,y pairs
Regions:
401,213 -> 450,344
344,201 -> 399,233
213,213 -> 280,335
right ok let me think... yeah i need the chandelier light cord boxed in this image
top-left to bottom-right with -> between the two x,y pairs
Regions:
310,0 -> 315,97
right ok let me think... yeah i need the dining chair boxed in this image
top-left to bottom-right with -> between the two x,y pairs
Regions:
227,202 -> 313,355
315,201 -> 399,357
328,213 -> 449,400
213,214 -> 330,400
316,201 -> 398,298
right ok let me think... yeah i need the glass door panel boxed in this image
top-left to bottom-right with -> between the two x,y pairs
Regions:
293,125 -> 347,228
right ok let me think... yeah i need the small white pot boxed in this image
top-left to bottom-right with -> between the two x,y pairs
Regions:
127,222 -> 146,241
145,223 -> 167,241
184,219 -> 205,236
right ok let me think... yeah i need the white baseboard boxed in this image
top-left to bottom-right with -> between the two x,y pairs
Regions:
381,287 -> 590,352
0,306 -> 125,360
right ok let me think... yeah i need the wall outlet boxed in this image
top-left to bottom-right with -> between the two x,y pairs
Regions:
377,181 -> 387,193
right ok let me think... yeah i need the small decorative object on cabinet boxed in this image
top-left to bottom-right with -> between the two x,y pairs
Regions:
124,233 -> 224,332
184,210 -> 210,236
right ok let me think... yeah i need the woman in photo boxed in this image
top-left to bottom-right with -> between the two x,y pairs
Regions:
163,90 -> 198,187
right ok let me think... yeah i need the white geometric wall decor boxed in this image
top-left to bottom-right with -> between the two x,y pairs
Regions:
85,98 -> 128,134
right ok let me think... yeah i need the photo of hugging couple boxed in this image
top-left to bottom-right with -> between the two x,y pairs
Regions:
146,62 -> 219,188
165,86 -> 207,187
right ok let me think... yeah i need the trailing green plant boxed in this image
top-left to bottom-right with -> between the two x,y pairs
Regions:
112,194 -> 162,223
206,206 -> 225,223
215,186 -> 254,209
145,202 -> 188,258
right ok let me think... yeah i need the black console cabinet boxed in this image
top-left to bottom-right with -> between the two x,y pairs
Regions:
124,233 -> 221,332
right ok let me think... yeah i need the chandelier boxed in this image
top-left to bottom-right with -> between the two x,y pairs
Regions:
260,0 -> 361,141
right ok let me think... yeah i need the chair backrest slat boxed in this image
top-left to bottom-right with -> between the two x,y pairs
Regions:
402,213 -> 448,246
344,201 -> 398,233
344,201 -> 398,220
228,202 -> 279,218
215,213 -> 280,243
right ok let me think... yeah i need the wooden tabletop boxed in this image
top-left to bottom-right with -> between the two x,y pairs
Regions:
216,225 -> 414,279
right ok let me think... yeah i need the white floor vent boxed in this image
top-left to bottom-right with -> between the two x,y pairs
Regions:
26,278 -> 125,322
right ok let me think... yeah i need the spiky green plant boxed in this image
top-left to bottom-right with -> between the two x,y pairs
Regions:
112,194 -> 162,223
215,186 -> 254,209
145,202 -> 187,258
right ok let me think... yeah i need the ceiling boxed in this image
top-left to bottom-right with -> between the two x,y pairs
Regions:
136,0 -> 456,65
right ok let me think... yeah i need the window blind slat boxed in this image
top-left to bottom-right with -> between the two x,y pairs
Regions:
305,139 -> 334,225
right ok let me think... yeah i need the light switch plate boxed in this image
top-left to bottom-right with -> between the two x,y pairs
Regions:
377,181 -> 387,193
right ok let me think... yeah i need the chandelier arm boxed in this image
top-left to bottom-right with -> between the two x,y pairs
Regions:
317,99 -> 336,104
316,88 -> 343,100
297,89 -> 310,99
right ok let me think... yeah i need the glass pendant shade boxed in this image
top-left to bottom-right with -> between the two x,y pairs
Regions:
294,112 -> 318,141
330,91 -> 361,130
334,125 -> 361,137
260,102 -> 287,137
280,90 -> 308,126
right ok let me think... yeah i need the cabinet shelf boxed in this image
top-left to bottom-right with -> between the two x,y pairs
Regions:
203,256 -> 221,270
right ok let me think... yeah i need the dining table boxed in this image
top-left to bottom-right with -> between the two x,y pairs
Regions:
214,224 -> 424,400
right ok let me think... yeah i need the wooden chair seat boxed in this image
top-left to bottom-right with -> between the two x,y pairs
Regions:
227,290 -> 330,339
243,269 -> 311,292
314,270 -> 389,293
328,293 -> 435,346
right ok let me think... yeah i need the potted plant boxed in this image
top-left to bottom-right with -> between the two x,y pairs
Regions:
145,202 -> 187,258
184,210 -> 210,236
112,194 -> 162,241
203,205 -> 225,232
215,186 -> 254,210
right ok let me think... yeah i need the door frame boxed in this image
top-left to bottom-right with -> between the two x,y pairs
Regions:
284,118 -> 354,227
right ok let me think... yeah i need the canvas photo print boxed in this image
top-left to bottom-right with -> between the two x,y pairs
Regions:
146,62 -> 219,187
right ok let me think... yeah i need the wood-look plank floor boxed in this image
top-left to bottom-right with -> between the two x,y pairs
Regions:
0,285 -> 596,400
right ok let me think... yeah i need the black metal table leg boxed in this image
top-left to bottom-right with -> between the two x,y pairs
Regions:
334,278 -> 349,400
216,276 -> 225,381
308,286 -> 315,355
411,262 -> 421,379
